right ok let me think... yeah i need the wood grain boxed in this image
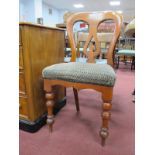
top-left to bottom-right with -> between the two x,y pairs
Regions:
19,23 -> 66,121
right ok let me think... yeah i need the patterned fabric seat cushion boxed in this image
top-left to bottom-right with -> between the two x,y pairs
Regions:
42,62 -> 116,87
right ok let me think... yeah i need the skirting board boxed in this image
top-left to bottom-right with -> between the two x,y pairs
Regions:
19,98 -> 66,133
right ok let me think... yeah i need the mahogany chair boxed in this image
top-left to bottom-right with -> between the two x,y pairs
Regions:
42,11 -> 122,146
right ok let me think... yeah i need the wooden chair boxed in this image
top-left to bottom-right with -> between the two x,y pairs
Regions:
42,11 -> 122,146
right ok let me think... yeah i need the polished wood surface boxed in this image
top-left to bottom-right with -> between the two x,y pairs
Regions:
43,11 -> 122,146
44,80 -> 113,100
19,22 -> 65,31
67,12 -> 122,67
19,23 -> 65,122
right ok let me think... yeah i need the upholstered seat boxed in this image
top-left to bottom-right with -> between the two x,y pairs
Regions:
115,49 -> 135,69
116,49 -> 135,56
42,62 -> 116,87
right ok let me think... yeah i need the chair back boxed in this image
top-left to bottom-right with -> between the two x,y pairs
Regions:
66,11 -> 122,67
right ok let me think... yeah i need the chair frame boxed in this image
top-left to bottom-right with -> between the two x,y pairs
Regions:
44,11 -> 122,146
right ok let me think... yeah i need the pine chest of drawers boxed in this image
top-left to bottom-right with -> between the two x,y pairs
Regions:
19,23 -> 66,132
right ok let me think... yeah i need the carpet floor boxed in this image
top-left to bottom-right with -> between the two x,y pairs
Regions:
19,63 -> 135,155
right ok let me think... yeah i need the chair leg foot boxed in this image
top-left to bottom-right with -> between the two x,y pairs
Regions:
47,115 -> 54,132
100,101 -> 112,146
45,90 -> 55,132
100,127 -> 109,146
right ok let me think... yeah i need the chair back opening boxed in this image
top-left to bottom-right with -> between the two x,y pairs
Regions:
66,11 -> 122,67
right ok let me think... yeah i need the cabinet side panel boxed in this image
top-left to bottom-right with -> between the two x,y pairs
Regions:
20,25 -> 36,120
27,26 -> 65,121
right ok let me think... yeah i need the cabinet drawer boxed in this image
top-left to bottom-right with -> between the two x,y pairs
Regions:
19,72 -> 26,95
19,97 -> 28,117
19,46 -> 24,69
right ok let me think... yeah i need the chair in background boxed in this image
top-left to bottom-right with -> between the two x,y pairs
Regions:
42,11 -> 122,146
116,48 -> 135,70
115,19 -> 135,70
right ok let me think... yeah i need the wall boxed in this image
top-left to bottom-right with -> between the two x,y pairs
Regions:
42,2 -> 63,26
34,0 -> 43,23
19,0 -> 35,23
19,0 -> 25,21
19,0 -> 64,26
59,10 -> 65,23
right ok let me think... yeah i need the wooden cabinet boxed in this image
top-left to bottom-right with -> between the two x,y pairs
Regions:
19,23 -> 66,132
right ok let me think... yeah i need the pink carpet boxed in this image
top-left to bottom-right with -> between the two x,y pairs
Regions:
19,63 -> 135,155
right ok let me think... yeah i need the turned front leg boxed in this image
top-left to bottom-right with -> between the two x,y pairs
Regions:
100,100 -> 112,146
45,90 -> 55,132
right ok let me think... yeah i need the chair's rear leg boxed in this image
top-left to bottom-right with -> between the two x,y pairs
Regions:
100,95 -> 112,146
45,87 -> 55,132
73,88 -> 80,111
117,56 -> 120,69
